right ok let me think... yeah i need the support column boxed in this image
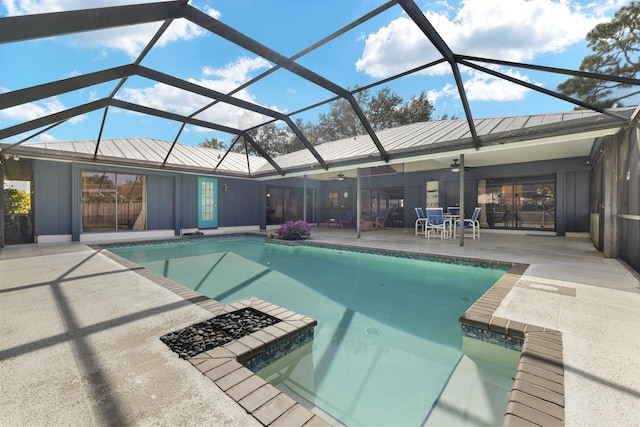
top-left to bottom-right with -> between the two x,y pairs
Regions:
174,174 -> 181,236
556,172 -> 566,236
356,169 -> 361,239
602,136 -> 618,258
0,159 -> 4,248
71,163 -> 80,242
303,175 -> 307,223
459,154 -> 465,246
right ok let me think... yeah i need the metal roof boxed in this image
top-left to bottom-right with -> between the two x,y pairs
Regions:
19,138 -> 268,176
1,1 -> 639,177
4,106 -> 635,179
253,107 -> 637,176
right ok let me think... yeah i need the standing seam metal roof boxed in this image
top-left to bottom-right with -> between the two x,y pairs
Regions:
7,106 -> 636,177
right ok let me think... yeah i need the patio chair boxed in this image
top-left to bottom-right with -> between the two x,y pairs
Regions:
338,210 -> 356,228
415,207 -> 427,236
425,208 -> 452,239
447,206 -> 460,216
455,207 -> 481,239
374,210 -> 388,229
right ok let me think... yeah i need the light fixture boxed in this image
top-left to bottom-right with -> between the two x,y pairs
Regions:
450,159 -> 460,172
337,172 -> 345,181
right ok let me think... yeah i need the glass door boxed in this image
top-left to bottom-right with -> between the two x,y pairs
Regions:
198,177 -> 217,228
306,188 -> 316,223
480,175 -> 555,230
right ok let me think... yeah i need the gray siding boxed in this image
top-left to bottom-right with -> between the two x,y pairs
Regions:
34,160 -> 72,236
146,175 -> 175,230
30,156 -> 592,239
180,175 -> 264,229
180,175 -> 199,229
216,178 -> 262,227
564,170 -> 590,232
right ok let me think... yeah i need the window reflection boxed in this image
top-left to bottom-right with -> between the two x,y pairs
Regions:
81,171 -> 146,232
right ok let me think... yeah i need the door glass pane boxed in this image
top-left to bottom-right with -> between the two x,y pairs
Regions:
200,181 -> 214,221
82,172 -> 116,232
82,172 -> 146,232
117,174 -> 146,231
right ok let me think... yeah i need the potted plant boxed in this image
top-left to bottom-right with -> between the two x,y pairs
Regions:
277,220 -> 311,240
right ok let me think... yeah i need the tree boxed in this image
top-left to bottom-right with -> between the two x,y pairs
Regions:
199,137 -> 227,150
367,87 -> 404,130
557,2 -> 640,108
233,122 -> 305,157
315,88 -> 371,142
3,188 -> 30,214
399,91 -> 434,124
316,87 -> 436,140
204,86 -> 437,157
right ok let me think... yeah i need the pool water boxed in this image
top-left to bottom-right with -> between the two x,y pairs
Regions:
110,237 -> 508,426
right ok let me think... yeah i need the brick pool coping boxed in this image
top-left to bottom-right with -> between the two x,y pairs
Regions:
98,241 -> 565,427
100,248 -> 330,427
459,263 -> 565,427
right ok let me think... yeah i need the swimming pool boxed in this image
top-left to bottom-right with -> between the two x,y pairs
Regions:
110,236 -> 510,426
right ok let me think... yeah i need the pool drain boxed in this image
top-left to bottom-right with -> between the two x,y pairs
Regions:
366,327 -> 379,336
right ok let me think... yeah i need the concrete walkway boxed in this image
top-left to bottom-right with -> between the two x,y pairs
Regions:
0,243 -> 260,426
1,229 -> 638,426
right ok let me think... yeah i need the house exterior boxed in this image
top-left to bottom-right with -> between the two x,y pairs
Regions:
2,107 -> 638,273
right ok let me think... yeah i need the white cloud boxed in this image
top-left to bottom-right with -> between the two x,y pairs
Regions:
0,96 -> 87,124
0,97 -> 64,121
2,0 -> 221,59
117,56 -> 273,131
427,67 -> 537,106
202,57 -> 273,84
462,69 -> 535,101
37,133 -> 59,142
356,0 -> 611,79
427,83 -> 458,105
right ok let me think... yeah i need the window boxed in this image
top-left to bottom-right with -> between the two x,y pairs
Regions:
328,192 -> 339,207
81,171 -> 146,232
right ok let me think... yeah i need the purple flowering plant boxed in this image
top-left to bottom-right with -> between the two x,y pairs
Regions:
277,220 -> 310,240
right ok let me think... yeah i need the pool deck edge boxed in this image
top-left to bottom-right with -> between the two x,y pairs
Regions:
459,264 -> 565,427
100,240 -> 566,427
99,247 -> 330,427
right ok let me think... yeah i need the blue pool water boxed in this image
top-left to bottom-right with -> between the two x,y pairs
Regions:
110,237 -> 507,426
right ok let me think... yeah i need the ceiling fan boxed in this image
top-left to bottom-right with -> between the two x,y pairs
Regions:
450,159 -> 474,172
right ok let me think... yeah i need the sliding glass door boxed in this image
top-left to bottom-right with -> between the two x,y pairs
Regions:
266,186 -> 313,225
360,187 -> 404,227
478,175 -> 555,230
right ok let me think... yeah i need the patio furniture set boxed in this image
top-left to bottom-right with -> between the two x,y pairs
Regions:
414,207 -> 481,240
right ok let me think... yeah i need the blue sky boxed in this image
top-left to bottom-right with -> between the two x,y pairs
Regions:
0,0 -> 633,147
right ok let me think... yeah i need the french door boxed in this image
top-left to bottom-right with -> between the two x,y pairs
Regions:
198,177 -> 217,228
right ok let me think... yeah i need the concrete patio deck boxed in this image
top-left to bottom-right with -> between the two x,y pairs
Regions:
1,228 -> 638,426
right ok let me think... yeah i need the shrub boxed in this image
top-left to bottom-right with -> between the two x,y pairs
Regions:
277,220 -> 310,240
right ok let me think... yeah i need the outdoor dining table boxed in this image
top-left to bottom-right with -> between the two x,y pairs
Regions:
443,214 -> 460,238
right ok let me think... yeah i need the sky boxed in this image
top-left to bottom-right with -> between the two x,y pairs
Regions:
0,0 -> 633,147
